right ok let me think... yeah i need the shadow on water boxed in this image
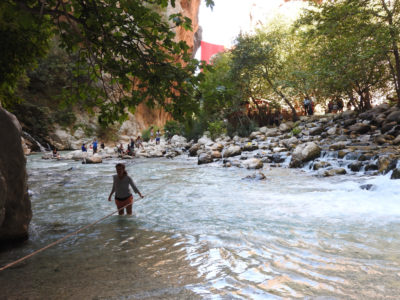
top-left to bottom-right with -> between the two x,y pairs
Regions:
0,218 -> 204,300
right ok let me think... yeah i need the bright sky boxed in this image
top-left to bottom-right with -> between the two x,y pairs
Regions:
196,0 -> 309,59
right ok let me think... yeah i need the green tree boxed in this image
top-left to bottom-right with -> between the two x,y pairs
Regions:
230,25 -> 299,121
296,0 -> 392,110
0,0 -> 214,124
198,53 -> 256,136
375,0 -> 400,106
198,53 -> 241,121
0,2 -> 52,107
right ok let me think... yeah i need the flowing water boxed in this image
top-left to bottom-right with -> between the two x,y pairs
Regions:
1,154 -> 400,299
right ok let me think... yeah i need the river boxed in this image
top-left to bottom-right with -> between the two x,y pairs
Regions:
1,153 -> 400,299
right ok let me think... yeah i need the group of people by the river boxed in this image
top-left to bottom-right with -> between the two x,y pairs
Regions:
81,139 -> 105,153
303,96 -> 353,116
78,127 -> 164,159
327,98 -> 345,114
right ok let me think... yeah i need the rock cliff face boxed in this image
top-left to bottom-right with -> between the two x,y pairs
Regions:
126,0 -> 202,132
0,108 -> 31,242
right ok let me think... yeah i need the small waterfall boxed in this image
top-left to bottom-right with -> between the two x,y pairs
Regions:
22,131 -> 47,152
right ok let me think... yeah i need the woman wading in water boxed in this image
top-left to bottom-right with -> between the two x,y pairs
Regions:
108,163 -> 144,215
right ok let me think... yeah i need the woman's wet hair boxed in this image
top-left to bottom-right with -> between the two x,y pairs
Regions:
116,163 -> 127,176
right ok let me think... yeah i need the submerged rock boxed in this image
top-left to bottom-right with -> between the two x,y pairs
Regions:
360,184 -> 375,190
323,168 -> 347,177
198,152 -> 213,165
83,155 -> 103,164
243,172 -> 266,180
242,158 -> 263,169
391,168 -> 400,179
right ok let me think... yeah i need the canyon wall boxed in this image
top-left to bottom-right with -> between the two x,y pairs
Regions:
0,108 -> 31,242
126,0 -> 202,132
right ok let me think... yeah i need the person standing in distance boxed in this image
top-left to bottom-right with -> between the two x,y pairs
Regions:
92,139 -> 98,154
108,163 -> 144,215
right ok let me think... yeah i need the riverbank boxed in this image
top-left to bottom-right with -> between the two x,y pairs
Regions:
39,104 -> 400,181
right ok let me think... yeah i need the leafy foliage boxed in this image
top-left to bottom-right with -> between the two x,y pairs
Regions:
207,120 -> 227,140
1,0 -> 215,125
163,120 -> 184,138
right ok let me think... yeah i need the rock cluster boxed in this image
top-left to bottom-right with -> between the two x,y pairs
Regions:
188,104 -> 400,179
41,104 -> 400,180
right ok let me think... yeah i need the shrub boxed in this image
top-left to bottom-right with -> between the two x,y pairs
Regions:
291,127 -> 301,136
163,120 -> 184,138
182,116 -> 207,141
53,109 -> 76,127
97,124 -> 119,142
208,120 -> 227,140
227,118 -> 258,137
141,125 -> 159,142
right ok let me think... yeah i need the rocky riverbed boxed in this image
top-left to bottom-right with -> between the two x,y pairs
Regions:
39,103 -> 400,180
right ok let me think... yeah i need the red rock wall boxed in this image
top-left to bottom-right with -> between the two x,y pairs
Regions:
132,0 -> 201,130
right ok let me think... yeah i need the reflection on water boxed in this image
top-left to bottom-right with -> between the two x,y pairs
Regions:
1,154 -> 400,299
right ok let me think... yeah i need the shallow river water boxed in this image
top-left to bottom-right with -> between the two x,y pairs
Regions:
1,154 -> 400,299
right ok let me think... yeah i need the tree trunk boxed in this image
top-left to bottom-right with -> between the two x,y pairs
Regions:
381,0 -> 400,106
266,77 -> 298,121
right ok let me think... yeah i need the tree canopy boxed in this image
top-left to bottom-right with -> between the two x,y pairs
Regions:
0,0 -> 214,125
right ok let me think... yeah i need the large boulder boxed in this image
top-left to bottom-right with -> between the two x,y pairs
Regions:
348,123 -> 371,134
222,145 -> 242,158
242,158 -> 263,169
261,127 -> 279,137
386,110 -> 400,123
0,108 -> 31,242
170,135 -> 187,147
189,143 -> 202,156
198,152 -> 213,165
289,142 -> 321,168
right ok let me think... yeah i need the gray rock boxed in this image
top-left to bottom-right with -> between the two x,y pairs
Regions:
211,143 -> 224,151
189,143 -> 201,157
327,127 -> 338,135
242,158 -> 263,169
198,152 -> 213,165
348,123 -> 371,134
329,141 -> 348,151
313,161 -> 331,170
0,108 -> 31,242
242,142 -> 259,151
349,161 -> 362,172
84,155 -> 103,164
386,110 -> 400,123
391,168 -> 400,179
323,168 -> 347,176
364,164 -> 378,171
309,126 -> 324,136
343,118 -> 357,127
223,145 -> 242,158
381,121 -> 397,134
393,135 -> 400,145
289,142 -> 321,168
243,172 -> 266,180
360,184 -> 375,190
281,137 -> 298,149
263,128 -> 279,137
279,123 -> 292,132
341,110 -> 357,119
211,151 -> 222,159
378,156 -> 398,174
